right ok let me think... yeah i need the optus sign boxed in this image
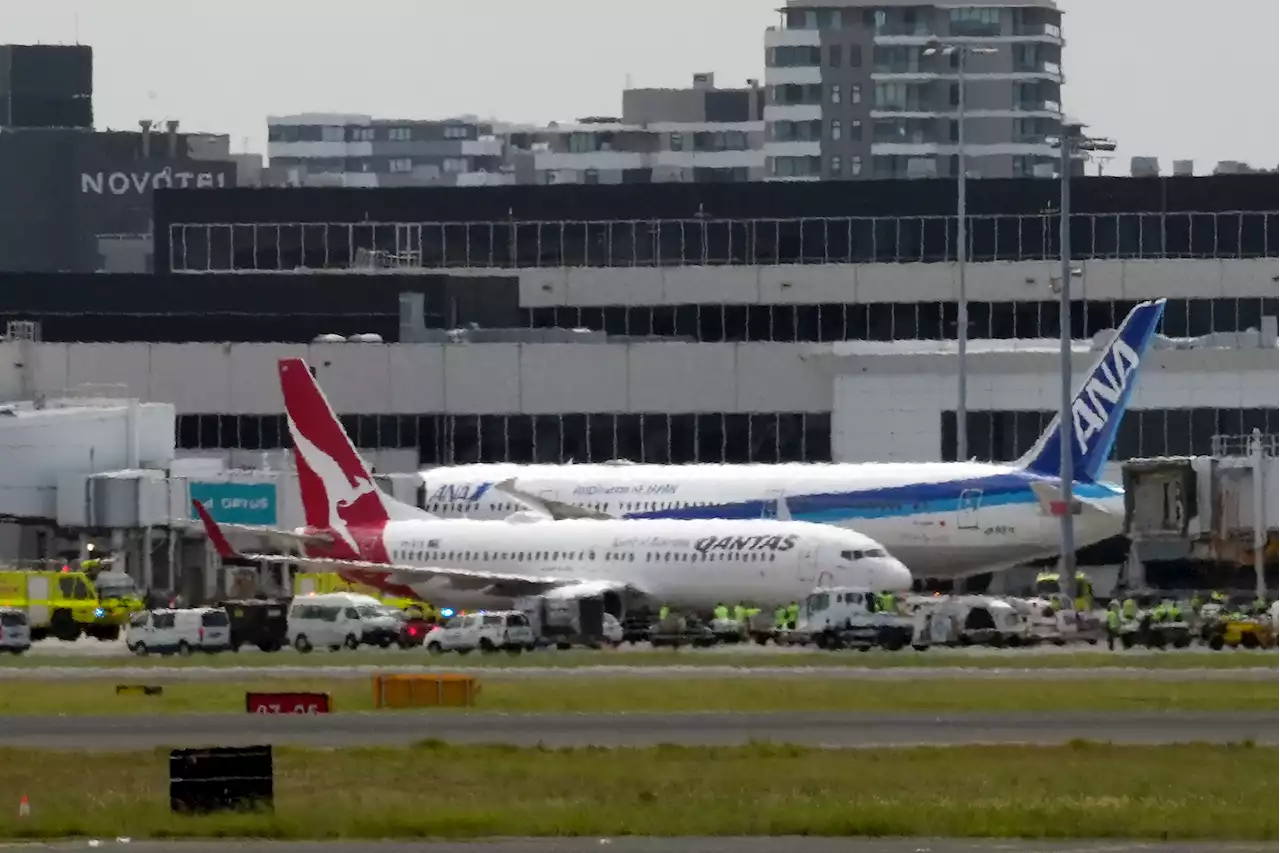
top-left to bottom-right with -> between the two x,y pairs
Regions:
189,482 -> 277,525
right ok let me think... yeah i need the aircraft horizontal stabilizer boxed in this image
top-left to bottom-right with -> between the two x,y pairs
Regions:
191,500 -> 332,554
1027,481 -> 1113,517
494,478 -> 614,521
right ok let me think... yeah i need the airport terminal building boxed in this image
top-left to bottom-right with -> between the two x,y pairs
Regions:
0,173 -> 1276,584
6,173 -> 1274,468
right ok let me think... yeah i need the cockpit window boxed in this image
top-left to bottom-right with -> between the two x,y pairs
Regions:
842,548 -> 888,560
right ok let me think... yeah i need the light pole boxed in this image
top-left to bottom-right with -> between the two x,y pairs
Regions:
1053,118 -> 1115,603
924,42 -> 996,463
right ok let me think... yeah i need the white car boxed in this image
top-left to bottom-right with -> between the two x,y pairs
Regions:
602,612 -> 624,646
425,611 -> 536,655
0,607 -> 31,654
125,607 -> 231,656
287,592 -> 403,653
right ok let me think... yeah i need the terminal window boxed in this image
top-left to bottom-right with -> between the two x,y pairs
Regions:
176,411 -> 833,466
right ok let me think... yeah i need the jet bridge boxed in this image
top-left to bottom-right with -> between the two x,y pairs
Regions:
1123,430 -> 1277,597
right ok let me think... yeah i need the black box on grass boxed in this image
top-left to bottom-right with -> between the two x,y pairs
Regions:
169,745 -> 274,815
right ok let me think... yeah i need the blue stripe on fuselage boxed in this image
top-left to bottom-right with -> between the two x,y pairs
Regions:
622,473 -> 1121,523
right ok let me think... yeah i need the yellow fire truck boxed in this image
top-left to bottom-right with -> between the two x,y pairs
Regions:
292,572 -> 430,617
0,568 -> 127,641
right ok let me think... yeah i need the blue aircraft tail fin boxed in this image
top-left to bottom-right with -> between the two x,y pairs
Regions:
1018,298 -> 1167,483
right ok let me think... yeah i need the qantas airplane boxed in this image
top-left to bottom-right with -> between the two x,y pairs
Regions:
417,299 -> 1168,581
193,357 -> 913,611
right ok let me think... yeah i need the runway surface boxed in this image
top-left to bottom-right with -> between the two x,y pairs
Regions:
0,710 -> 1271,749
2,838 -> 1272,853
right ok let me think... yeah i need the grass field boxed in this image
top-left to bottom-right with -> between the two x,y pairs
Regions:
1,675 -> 1274,715
4,647 -> 1276,670
0,742 -> 1273,840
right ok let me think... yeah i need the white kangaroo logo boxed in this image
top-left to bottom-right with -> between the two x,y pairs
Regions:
287,417 -> 376,555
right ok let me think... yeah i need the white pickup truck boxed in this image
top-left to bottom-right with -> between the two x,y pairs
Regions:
424,611 -> 536,655
785,587 -> 916,651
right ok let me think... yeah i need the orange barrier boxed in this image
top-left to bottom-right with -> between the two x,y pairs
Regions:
372,673 -> 480,709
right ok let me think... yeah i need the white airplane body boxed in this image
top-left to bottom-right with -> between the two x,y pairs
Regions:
193,358 -> 912,610
417,300 -> 1168,580
345,514 -> 909,609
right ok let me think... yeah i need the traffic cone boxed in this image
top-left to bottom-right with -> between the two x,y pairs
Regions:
17,795 -> 29,818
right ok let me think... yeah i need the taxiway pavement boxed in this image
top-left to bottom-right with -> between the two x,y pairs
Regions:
0,710 -> 1271,750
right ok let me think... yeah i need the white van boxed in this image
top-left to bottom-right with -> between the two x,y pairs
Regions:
424,610 -> 536,655
125,607 -> 231,656
0,607 -> 31,654
287,592 -> 402,653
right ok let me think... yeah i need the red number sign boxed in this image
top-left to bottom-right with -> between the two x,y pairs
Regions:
245,692 -> 331,714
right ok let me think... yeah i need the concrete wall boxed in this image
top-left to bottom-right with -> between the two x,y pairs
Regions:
0,341 -> 835,415
826,347 -> 1279,462
514,258 -> 1277,307
0,403 -> 176,519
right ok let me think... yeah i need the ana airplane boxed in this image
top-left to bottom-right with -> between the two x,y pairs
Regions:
193,357 -> 913,611
417,299 -> 1168,580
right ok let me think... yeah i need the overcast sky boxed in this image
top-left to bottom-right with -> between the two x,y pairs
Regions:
11,0 -> 1279,174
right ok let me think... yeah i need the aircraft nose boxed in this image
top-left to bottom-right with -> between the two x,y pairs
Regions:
878,557 -> 915,591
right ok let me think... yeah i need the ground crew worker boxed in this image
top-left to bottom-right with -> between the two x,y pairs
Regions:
878,592 -> 895,614
1105,602 -> 1122,651
774,604 -> 788,632
1169,599 -> 1183,623
1253,597 -> 1268,615
1190,592 -> 1202,614
713,603 -> 729,622
786,601 -> 800,630
1122,597 -> 1137,620
733,603 -> 747,624
658,604 -> 670,621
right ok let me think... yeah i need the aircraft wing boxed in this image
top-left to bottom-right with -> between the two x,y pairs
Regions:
493,478 -> 615,521
193,500 -> 640,600
217,551 -> 641,600
1027,481 -> 1115,516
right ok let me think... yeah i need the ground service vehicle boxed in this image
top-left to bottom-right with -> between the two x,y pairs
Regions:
648,614 -> 718,648
287,592 -> 402,652
293,571 -> 421,613
87,570 -> 146,639
0,569 -> 112,641
1206,617 -> 1276,650
0,607 -> 31,654
425,611 -> 535,655
126,607 -> 232,656
220,599 -> 289,652
397,610 -> 433,648
789,587 -> 915,650
904,595 -> 1028,649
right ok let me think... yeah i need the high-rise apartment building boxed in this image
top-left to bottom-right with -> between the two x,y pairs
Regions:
763,0 -> 1065,181
265,114 -> 511,187
514,73 -> 767,184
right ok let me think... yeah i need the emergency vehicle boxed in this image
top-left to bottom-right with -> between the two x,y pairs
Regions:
0,568 -> 120,642
292,571 -> 427,615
